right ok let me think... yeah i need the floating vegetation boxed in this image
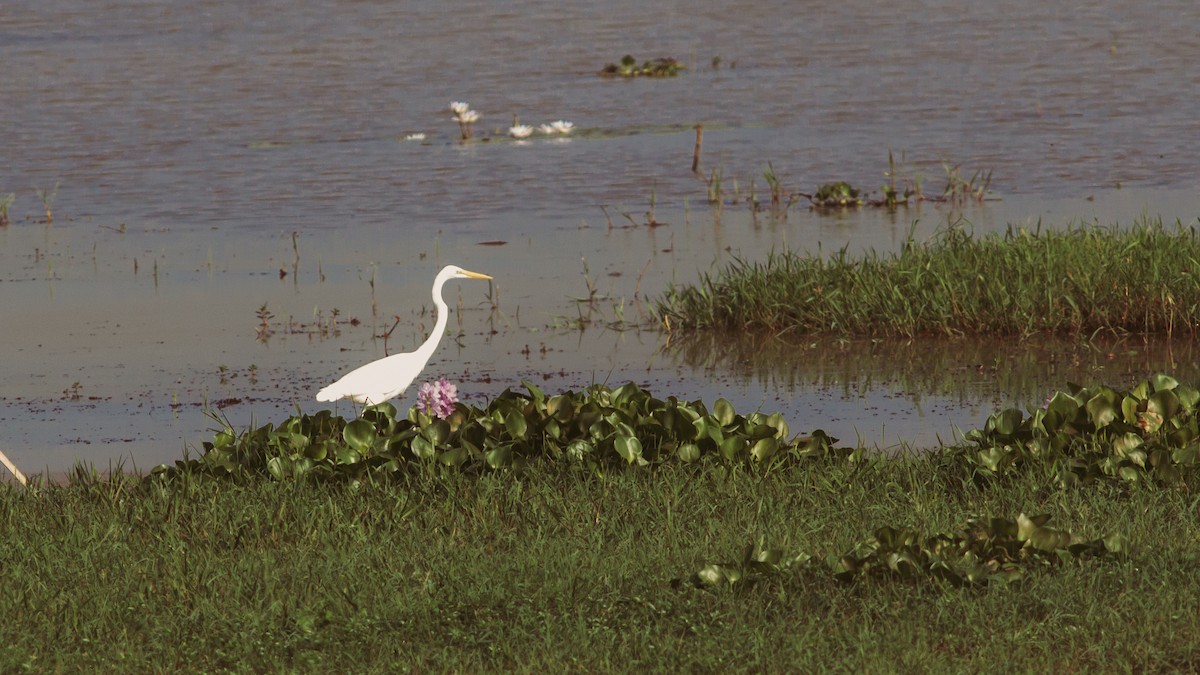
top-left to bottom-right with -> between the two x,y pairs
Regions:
684,514 -> 1122,590
957,373 -> 1200,486
800,181 -> 863,208
656,218 -> 1200,338
153,382 -> 851,481
710,152 -> 993,216
599,54 -> 685,78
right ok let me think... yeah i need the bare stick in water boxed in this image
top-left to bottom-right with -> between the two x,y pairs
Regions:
0,448 -> 28,486
692,125 -> 703,173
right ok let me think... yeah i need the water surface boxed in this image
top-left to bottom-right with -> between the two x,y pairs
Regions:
2,0 -> 1199,474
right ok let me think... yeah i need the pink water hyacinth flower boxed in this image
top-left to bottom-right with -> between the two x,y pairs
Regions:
417,377 -> 459,419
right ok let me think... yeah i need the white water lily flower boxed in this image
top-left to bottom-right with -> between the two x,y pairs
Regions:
404,132 -> 427,141
455,109 -> 480,124
549,120 -> 574,133
509,124 -> 533,139
538,123 -> 556,135
449,101 -> 471,115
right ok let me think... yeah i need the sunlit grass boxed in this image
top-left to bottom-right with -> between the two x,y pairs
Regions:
2,449 -> 1198,671
656,217 -> 1200,338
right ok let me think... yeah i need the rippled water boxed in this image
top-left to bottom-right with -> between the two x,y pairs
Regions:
2,0 -> 1199,474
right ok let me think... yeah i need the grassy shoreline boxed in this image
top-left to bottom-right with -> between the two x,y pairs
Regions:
656,218 -> 1200,338
5,375 -> 1200,671
3,454 -> 1198,672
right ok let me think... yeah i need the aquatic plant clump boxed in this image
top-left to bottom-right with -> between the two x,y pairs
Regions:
599,55 -> 685,78
157,382 -> 852,481
685,514 -> 1122,590
656,219 -> 1200,338
956,373 -> 1200,486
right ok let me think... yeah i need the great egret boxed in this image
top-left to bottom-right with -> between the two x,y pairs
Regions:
316,265 -> 493,407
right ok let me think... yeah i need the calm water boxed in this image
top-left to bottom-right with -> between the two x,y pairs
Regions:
2,0 -> 1199,474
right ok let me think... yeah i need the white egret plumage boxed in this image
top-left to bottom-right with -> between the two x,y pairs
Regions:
315,265 -> 492,407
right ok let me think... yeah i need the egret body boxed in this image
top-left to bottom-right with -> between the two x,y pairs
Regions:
315,265 -> 492,406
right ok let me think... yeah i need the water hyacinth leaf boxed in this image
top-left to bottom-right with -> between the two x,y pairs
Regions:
212,429 -> 236,449
522,380 -> 546,405
438,448 -> 468,468
1147,389 -> 1181,421
767,412 -> 790,440
421,419 -> 451,445
1103,533 -> 1127,553
713,398 -> 736,426
677,442 -> 701,462
335,446 -> 361,465
614,435 -> 643,464
989,408 -> 1023,437
266,456 -> 287,481
546,394 -> 574,422
1086,393 -> 1117,429
1112,432 -> 1143,457
410,435 -> 434,460
750,437 -> 779,462
694,416 -> 724,444
1029,526 -> 1073,552
504,410 -> 528,440
694,564 -> 730,588
566,439 -> 593,461
719,436 -> 746,461
1121,396 -> 1140,426
1150,373 -> 1179,392
1176,384 -> 1200,409
305,442 -> 329,462
343,419 -> 377,453
485,445 -> 513,469
1173,443 -> 1200,465
1016,513 -> 1051,541
1046,391 -> 1080,423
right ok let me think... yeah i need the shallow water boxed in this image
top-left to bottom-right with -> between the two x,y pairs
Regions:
2,0 -> 1199,474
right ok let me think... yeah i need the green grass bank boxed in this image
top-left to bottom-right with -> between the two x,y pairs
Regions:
2,458 -> 1198,672
5,373 -> 1200,671
656,219 -> 1200,337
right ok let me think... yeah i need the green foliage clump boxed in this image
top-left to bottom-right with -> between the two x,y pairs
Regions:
599,54 -> 684,78
686,513 -> 1122,590
157,382 -> 852,482
803,181 -> 863,208
959,373 -> 1200,486
656,219 -> 1200,337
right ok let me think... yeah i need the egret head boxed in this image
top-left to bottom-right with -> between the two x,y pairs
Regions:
440,265 -> 493,283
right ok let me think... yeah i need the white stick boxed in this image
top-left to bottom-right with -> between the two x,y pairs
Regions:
0,448 -> 28,486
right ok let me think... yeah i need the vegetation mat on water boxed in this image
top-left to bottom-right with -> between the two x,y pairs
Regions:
156,381 -> 851,482
655,218 -> 1200,337
157,375 -> 1200,490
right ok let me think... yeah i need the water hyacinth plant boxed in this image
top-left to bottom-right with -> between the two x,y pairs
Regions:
416,377 -> 458,419
157,381 -> 847,482
599,54 -> 685,77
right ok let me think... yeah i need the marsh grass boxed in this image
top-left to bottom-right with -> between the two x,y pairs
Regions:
2,448 -> 1197,671
657,218 -> 1200,338
0,193 -> 14,227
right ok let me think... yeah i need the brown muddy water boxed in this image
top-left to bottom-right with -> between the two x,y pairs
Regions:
2,0 -> 1200,475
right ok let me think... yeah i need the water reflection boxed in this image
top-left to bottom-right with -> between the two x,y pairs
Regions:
666,331 -> 1200,431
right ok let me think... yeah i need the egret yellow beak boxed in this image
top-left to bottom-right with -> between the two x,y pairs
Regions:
461,270 -> 493,280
